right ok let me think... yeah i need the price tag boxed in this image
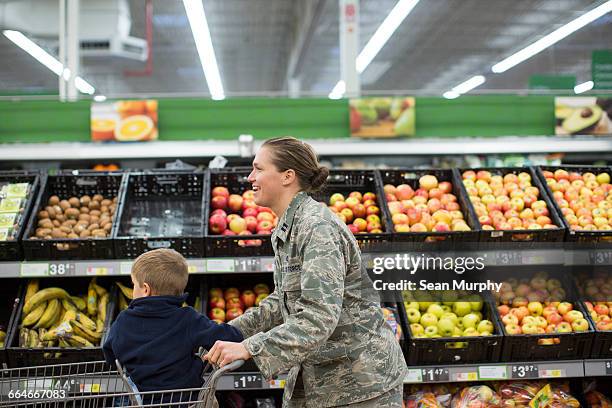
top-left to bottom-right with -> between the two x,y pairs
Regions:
187,265 -> 198,273
605,361 -> 612,375
404,369 -> 423,383
120,262 -> 133,275
206,259 -> 235,273
589,251 -> 612,265
235,258 -> 260,272
86,267 -> 109,276
233,374 -> 262,389
495,252 -> 522,265
511,364 -> 539,379
48,262 -> 74,276
21,263 -> 49,277
454,372 -> 478,382
421,368 -> 449,382
268,379 -> 285,389
261,257 -> 274,272
478,366 -> 507,380
539,369 -> 564,378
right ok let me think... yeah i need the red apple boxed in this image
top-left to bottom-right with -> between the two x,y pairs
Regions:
244,216 -> 258,233
209,288 -> 223,298
226,297 -> 244,310
211,195 -> 228,210
226,308 -> 243,321
212,186 -> 229,198
257,220 -> 273,232
211,209 -> 227,218
228,194 -> 243,212
242,207 -> 258,218
241,290 -> 256,308
395,184 -> 415,200
209,307 -> 225,321
224,287 -> 240,300
209,214 -> 227,234
209,296 -> 225,309
254,283 -> 270,295
352,204 -> 366,219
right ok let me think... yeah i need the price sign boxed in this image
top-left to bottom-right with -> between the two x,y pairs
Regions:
421,368 -> 449,382
496,252 -> 522,265
120,262 -> 133,275
454,372 -> 478,382
404,369 -> 423,383
86,267 -> 110,276
539,369 -> 564,378
21,263 -> 49,277
235,258 -> 260,273
206,259 -> 235,273
605,361 -> 612,375
268,379 -> 285,389
511,364 -> 539,379
48,262 -> 73,276
233,374 -> 262,389
478,366 -> 507,380
589,251 -> 612,265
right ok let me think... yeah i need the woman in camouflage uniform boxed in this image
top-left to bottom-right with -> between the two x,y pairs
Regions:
205,137 -> 407,407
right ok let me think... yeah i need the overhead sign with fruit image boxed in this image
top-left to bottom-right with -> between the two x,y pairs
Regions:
91,100 -> 159,142
349,97 -> 415,138
555,97 -> 611,135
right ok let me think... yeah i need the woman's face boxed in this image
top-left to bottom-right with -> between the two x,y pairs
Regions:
248,147 -> 285,207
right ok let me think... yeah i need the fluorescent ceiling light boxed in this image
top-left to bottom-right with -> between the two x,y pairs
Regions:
329,0 -> 420,99
356,0 -> 420,74
328,80 -> 346,99
3,30 -> 95,95
443,75 -> 486,99
574,80 -> 594,94
93,95 -> 107,102
492,1 -> 612,73
183,0 -> 225,100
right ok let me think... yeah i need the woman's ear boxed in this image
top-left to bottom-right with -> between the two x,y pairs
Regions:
282,169 -> 296,186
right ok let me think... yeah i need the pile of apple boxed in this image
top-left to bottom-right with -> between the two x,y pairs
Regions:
462,170 -> 557,231
584,302 -> 612,331
579,272 -> 612,331
403,291 -> 494,338
207,284 -> 270,323
327,191 -> 383,234
494,273 -> 589,338
384,175 -> 471,233
541,168 -> 612,231
208,186 -> 278,239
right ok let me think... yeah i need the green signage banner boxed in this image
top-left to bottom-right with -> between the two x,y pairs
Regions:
528,75 -> 575,91
592,50 -> 612,90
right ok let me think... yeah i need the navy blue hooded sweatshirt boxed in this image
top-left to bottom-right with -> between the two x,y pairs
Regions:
103,294 -> 243,392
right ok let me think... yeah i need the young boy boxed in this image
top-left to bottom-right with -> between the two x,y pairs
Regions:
103,248 -> 243,398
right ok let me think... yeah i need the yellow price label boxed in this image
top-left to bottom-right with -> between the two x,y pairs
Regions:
467,372 -> 478,381
87,267 -> 108,276
91,384 -> 101,393
269,379 -> 285,389
188,265 -> 197,273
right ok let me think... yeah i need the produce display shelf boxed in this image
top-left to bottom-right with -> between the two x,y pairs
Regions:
0,373 -> 288,396
0,257 -> 275,278
583,359 -> 612,377
1,136 -> 612,161
403,360 -> 586,384
5,247 -> 612,278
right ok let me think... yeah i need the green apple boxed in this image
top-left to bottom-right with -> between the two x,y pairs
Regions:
410,323 -> 425,336
424,326 -> 439,337
462,313 -> 481,329
404,301 -> 419,311
420,313 -> 438,327
418,301 -> 434,312
479,331 -> 492,336
477,320 -> 494,334
441,305 -> 452,313
437,318 -> 456,337
414,333 -> 427,338
427,304 -> 444,318
473,311 -> 483,321
469,295 -> 483,311
406,308 -> 421,324
441,291 -> 459,305
456,319 -> 465,330
441,312 -> 458,325
453,327 -> 463,336
463,327 -> 479,336
453,302 -> 472,317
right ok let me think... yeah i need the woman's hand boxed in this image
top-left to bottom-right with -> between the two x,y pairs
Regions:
204,341 -> 251,367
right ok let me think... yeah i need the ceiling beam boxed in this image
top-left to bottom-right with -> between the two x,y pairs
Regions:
286,0 -> 326,84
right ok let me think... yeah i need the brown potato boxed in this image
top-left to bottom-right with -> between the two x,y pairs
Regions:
55,214 -> 66,223
89,201 -> 100,210
62,220 -> 77,227
101,199 -> 112,207
103,223 -> 112,232
38,219 -> 53,228
48,196 -> 60,206
45,206 -> 56,219
60,226 -> 72,234
35,228 -> 52,238
52,220 -> 61,228
53,205 -> 63,215
91,229 -> 106,237
80,195 -> 91,206
65,208 -> 80,219
89,216 -> 100,225
79,229 -> 91,238
93,194 -> 104,202
67,232 -> 79,239
38,210 -> 49,219
113,197 -> 118,203
89,210 -> 101,217
68,197 -> 80,208
73,224 -> 87,234
51,228 -> 66,238
80,206 -> 90,214
99,219 -> 111,228
59,200 -> 71,211
87,223 -> 99,231
100,206 -> 109,214
78,214 -> 91,222
43,235 -> 53,240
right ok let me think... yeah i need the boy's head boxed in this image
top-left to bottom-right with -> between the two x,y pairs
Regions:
131,249 -> 189,298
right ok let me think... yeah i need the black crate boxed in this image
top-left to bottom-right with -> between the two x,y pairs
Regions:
310,169 -> 393,252
204,168 -> 274,257
581,301 -> 612,358
0,279 -> 22,366
6,277 -> 117,367
0,171 -> 41,261
457,167 -> 566,243
378,169 -> 480,245
397,298 -> 503,365
113,170 -> 206,259
202,274 -> 275,372
22,171 -> 126,260
535,165 -> 612,243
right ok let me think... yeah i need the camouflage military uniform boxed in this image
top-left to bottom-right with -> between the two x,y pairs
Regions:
230,192 -> 407,407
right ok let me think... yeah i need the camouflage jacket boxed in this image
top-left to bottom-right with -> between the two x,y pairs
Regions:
229,191 -> 407,407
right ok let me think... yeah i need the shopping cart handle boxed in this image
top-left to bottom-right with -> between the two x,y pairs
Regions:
218,359 -> 245,374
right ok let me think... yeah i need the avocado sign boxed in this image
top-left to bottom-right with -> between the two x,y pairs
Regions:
555,97 -> 612,136
349,97 -> 416,138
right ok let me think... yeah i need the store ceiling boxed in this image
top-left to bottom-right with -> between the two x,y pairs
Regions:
0,0 -> 611,97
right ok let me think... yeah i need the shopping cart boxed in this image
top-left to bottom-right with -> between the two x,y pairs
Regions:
0,349 -> 244,407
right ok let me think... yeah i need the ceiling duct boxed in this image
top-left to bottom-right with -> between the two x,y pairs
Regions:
0,0 -> 147,60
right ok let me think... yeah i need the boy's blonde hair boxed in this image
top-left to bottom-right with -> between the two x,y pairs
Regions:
131,249 -> 189,296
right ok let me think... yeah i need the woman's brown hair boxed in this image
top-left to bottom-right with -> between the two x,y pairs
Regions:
262,137 -> 329,193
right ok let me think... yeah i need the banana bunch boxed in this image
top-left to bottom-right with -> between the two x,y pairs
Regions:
20,278 -> 110,349
116,282 -> 133,311
0,328 -> 6,348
